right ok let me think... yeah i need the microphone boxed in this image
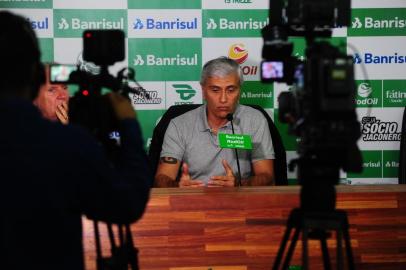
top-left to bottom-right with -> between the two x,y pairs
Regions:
226,113 -> 242,187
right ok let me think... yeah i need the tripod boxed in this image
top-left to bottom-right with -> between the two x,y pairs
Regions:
94,221 -> 139,270
273,160 -> 356,270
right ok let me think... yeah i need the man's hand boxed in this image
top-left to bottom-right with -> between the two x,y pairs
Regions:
179,163 -> 205,188
56,101 -> 69,125
208,160 -> 236,187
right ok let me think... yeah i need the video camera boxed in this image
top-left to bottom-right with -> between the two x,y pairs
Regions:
50,30 -> 147,159
261,0 -> 362,211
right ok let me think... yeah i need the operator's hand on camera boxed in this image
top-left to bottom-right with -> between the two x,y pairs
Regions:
56,101 -> 69,125
179,163 -> 205,188
207,160 -> 236,187
107,92 -> 136,120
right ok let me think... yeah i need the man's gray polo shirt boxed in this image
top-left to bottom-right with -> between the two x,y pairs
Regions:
160,104 -> 275,184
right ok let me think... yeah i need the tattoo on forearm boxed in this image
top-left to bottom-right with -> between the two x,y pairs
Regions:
160,157 -> 177,164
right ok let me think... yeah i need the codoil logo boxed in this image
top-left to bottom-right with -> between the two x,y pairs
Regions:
27,17 -> 49,30
353,53 -> 406,64
133,54 -> 198,66
132,91 -> 162,105
228,44 -> 248,64
227,44 -> 257,76
357,83 -> 378,106
173,84 -> 196,101
352,17 -> 363,29
133,18 -> 198,30
57,17 -> 124,30
358,83 -> 372,98
361,116 -> 401,141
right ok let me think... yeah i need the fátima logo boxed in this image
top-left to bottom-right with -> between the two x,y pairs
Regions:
133,54 -> 198,66
228,44 -> 248,64
133,17 -> 198,30
173,84 -> 196,101
361,116 -> 401,141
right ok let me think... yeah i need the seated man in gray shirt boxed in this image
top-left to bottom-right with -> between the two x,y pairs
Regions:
155,57 -> 275,187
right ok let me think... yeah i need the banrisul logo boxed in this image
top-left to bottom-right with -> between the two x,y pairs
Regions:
361,116 -> 401,142
383,80 -> 406,107
128,10 -> 201,38
355,81 -> 381,107
132,17 -> 197,30
349,9 -> 406,36
128,39 -> 201,81
133,54 -> 198,66
54,10 -> 127,37
240,81 -> 273,109
173,84 -> 197,101
347,151 -> 382,179
353,52 -> 406,65
27,17 -> 49,30
204,10 -> 268,37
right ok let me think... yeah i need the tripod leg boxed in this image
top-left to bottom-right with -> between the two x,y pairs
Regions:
273,224 -> 294,270
281,228 -> 301,270
93,221 -> 106,270
320,236 -> 331,270
337,229 -> 344,270
343,223 -> 355,270
125,224 -> 139,270
302,227 -> 309,270
107,223 -> 117,250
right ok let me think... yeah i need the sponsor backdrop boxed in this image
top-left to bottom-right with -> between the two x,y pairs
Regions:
1,0 -> 404,185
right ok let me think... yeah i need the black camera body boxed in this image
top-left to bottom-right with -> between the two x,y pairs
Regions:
52,30 -> 129,160
262,0 -> 362,210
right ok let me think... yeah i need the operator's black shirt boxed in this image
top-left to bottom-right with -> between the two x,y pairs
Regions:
0,98 -> 151,270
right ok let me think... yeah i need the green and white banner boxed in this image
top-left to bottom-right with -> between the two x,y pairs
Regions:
1,0 -> 404,185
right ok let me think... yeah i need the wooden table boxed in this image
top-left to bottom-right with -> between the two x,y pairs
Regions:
83,185 -> 406,270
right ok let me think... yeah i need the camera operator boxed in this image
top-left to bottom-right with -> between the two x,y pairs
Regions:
0,11 -> 151,270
